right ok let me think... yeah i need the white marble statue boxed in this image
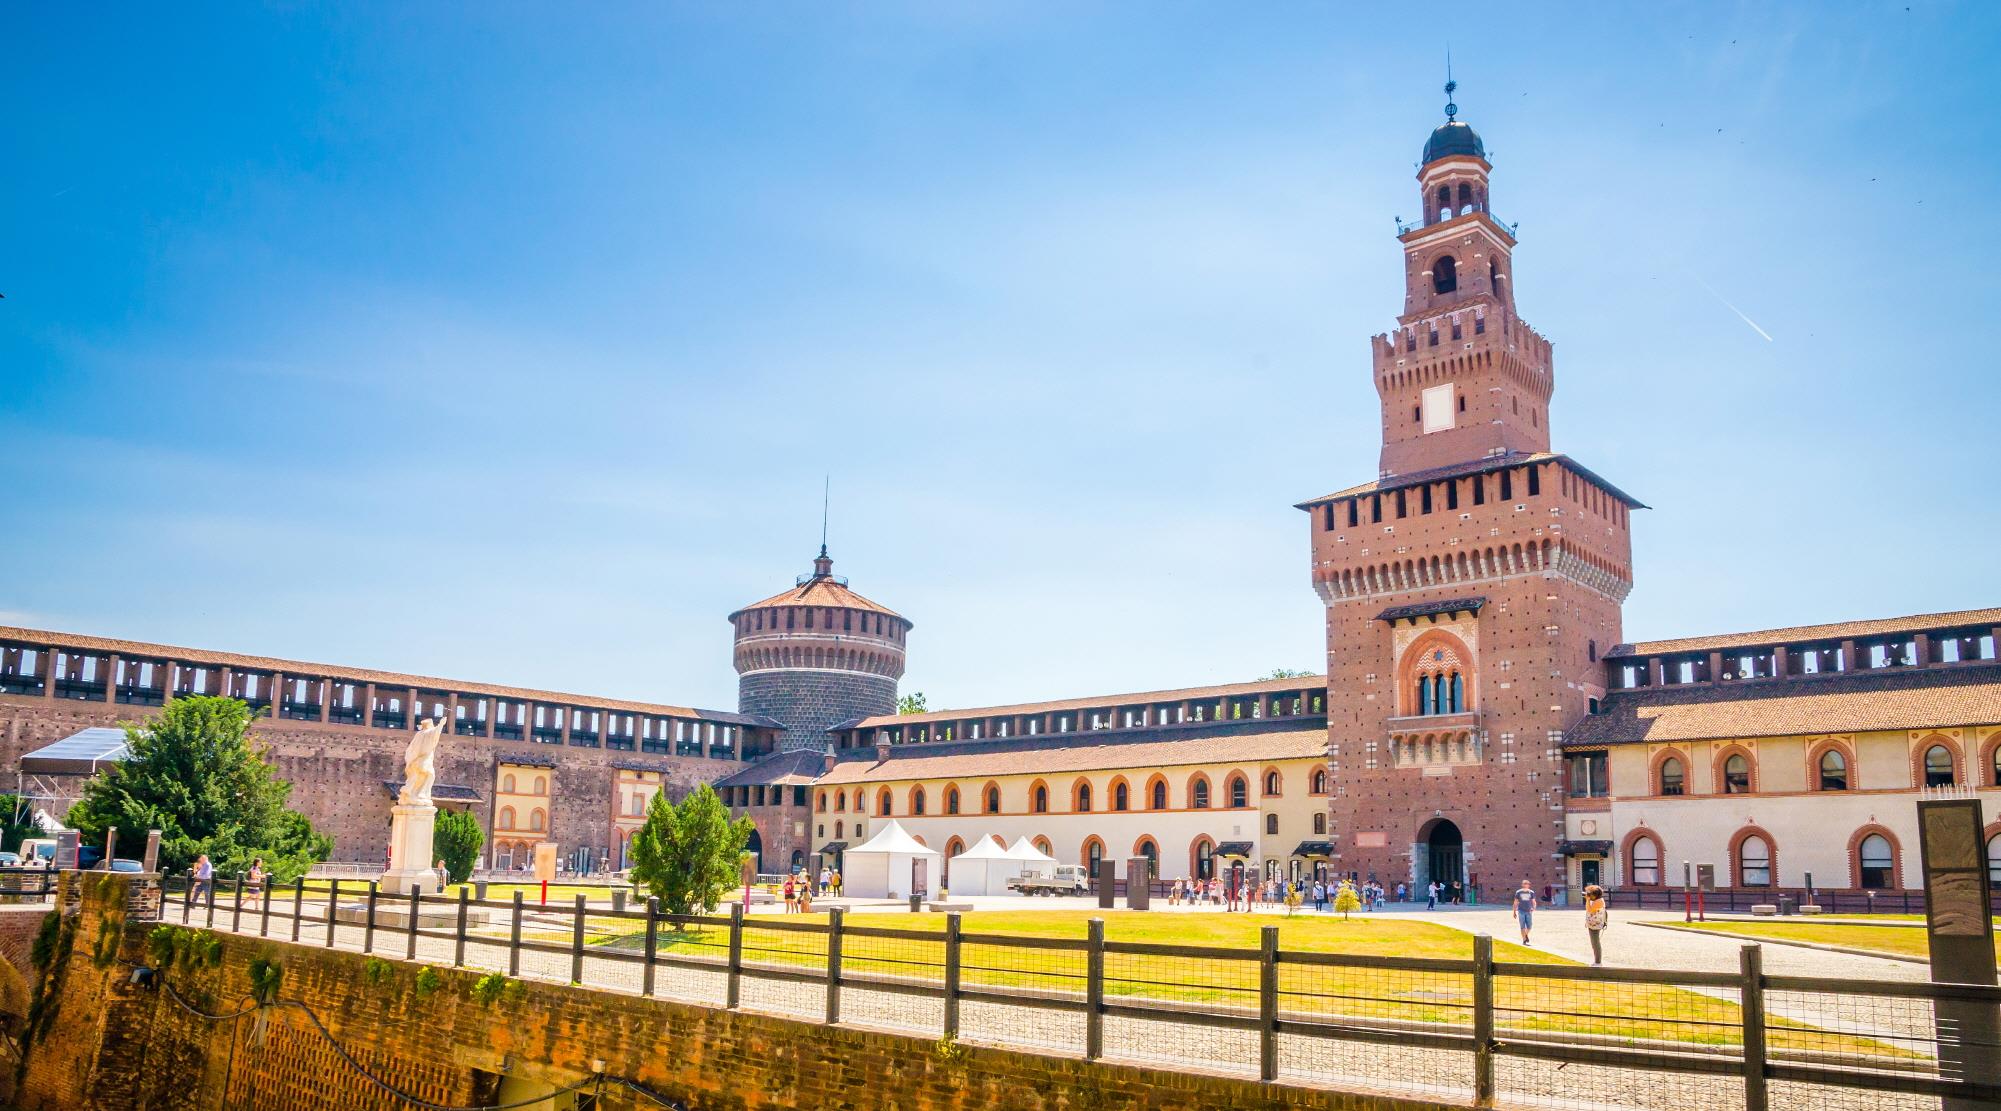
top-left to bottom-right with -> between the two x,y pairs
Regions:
399,716 -> 446,806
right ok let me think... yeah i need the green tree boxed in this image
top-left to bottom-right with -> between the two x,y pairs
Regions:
626,783 -> 754,915
896,692 -> 928,715
432,809 -> 484,885
66,696 -> 330,881
0,794 -> 41,854
1332,879 -> 1362,920
1260,668 -> 1311,680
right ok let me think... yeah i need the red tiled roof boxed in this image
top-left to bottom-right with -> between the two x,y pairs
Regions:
0,624 -> 732,721
1294,452 -> 1644,509
713,748 -> 828,789
815,725 -> 1329,786
1611,608 -> 2001,656
841,674 -> 1324,730
1565,663 -> 2001,746
728,576 -> 904,621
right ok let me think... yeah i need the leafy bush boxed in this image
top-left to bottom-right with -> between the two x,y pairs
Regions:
364,957 -> 393,987
433,810 -> 484,886
413,966 -> 441,1000
147,925 -> 180,970
29,912 -> 60,970
246,958 -> 282,1004
471,972 -> 510,1006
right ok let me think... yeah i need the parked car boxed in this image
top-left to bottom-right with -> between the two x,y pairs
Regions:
99,859 -> 143,873
0,852 -> 19,867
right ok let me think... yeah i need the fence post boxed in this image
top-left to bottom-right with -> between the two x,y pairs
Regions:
182,875 -> 193,924
455,887 -> 469,967
726,903 -> 744,1009
570,894 -> 586,983
1259,924 -> 1279,1082
205,876 -> 217,928
1085,917 -> 1105,1061
825,907 -> 844,1025
259,877 -> 273,938
363,882 -> 378,953
231,875 -> 244,933
509,891 -> 523,976
943,912 -> 962,1039
1472,933 -> 1495,1108
325,879 -> 340,947
406,888 -> 420,960
1739,944 -> 1769,1111
642,897 -> 659,997
291,878 -> 304,943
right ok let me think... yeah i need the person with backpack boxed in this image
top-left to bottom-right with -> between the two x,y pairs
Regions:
1583,883 -> 1609,965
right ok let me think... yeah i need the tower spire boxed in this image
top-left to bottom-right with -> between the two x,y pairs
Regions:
819,474 -> 830,559
1444,51 -> 1458,121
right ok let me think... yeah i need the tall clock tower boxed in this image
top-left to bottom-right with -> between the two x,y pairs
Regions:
1299,86 -> 1641,895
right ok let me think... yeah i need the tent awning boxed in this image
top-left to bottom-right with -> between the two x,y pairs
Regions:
1216,841 -> 1255,858
1560,840 -> 1613,856
19,727 -> 130,776
818,842 -> 848,854
1292,841 -> 1334,858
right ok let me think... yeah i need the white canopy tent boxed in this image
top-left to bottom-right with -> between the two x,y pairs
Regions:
944,834 -> 1016,896
1002,836 -> 1058,877
840,820 -> 943,899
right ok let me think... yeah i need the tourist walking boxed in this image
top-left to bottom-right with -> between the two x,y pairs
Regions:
244,858 -> 265,910
1426,881 -> 1438,910
1583,883 -> 1609,965
783,874 -> 797,913
819,866 -> 831,896
831,869 -> 842,897
1512,879 -> 1537,944
191,854 -> 214,905
798,879 -> 813,915
1395,882 -> 1407,903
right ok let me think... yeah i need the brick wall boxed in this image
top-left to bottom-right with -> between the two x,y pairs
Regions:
738,670 -> 896,753
19,874 -> 1472,1111
0,698 -> 744,867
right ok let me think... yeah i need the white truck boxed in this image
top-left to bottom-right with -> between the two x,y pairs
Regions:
1006,864 -> 1092,896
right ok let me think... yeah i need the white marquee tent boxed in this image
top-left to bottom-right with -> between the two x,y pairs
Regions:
944,834 -> 1017,896
1002,836 -> 1058,877
841,820 -> 943,899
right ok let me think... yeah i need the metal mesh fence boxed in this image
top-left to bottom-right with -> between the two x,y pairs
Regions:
1276,955 -> 1474,1100
837,923 -> 945,1036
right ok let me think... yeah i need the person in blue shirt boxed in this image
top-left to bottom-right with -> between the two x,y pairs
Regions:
1512,879 -> 1538,945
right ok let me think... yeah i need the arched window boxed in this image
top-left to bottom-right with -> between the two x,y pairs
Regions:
1075,780 -> 1093,813
1818,749 -> 1849,791
1736,834 -> 1772,887
1311,769 -> 1327,794
1858,833 -> 1895,889
945,786 -> 960,815
816,791 -> 827,812
529,808 -> 545,832
834,820 -> 843,838
1083,837 -> 1103,877
499,806 -> 515,830
502,773 -> 516,793
1658,757 -> 1685,796
1151,779 -> 1168,810
985,786 -> 1001,814
1264,771 -> 1281,796
878,789 -> 893,817
1312,812 -> 1326,834
1989,833 -> 2001,887
1033,784 -> 1049,814
853,789 -> 865,813
1033,836 -> 1053,856
1924,744 -> 1956,787
1194,839 -> 1215,879
1264,813 -> 1278,835
1449,673 -> 1463,713
1190,778 -> 1210,810
835,791 -> 847,812
1630,835 -> 1662,886
911,787 -> 926,816
1227,775 -> 1248,808
533,775 -> 546,795
1993,745 -> 2001,787
1723,753 -> 1752,794
1433,255 -> 1458,295
1417,675 -> 1432,715
1135,838 -> 1159,878
1113,782 -> 1129,811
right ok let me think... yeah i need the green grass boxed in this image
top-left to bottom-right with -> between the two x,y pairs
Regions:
485,908 -> 1894,1054
1669,920 -> 2001,964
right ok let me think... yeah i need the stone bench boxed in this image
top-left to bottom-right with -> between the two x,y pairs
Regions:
1750,903 -> 1779,916
1799,904 -> 1823,915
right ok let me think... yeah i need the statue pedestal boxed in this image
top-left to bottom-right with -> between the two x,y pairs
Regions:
379,802 -> 443,896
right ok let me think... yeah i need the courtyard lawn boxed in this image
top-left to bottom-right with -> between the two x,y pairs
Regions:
1666,919 -> 2001,964
504,908 -> 1895,1056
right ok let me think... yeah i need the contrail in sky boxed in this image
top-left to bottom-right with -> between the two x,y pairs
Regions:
1695,277 -> 1773,342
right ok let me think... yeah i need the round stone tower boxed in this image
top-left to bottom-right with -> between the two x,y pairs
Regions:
729,548 -> 909,752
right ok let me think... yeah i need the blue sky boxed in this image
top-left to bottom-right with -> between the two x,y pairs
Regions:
3,4 -> 1996,712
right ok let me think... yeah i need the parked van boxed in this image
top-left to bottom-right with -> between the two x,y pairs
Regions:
16,839 -> 58,869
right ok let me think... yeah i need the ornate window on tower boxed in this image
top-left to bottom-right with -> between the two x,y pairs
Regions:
1399,632 -> 1473,717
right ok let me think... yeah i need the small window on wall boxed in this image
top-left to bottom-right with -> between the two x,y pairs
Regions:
1658,758 -> 1685,797
1923,745 -> 1956,787
1433,255 -> 1458,294
1421,384 -> 1456,434
1723,754 -> 1752,794
1631,837 -> 1661,886
1818,750 -> 1849,791
1737,835 -> 1772,887
1312,813 -> 1326,834
1858,834 -> 1894,889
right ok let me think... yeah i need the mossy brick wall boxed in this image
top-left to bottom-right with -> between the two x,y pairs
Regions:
21,874 -> 1476,1111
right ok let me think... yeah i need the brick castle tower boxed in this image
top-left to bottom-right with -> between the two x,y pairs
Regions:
730,548 -> 910,752
1299,85 -> 1640,895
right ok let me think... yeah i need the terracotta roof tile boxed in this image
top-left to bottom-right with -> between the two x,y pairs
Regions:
1610,608 -> 2001,657
839,674 -> 1325,730
814,722 -> 1329,786
728,576 -> 905,621
0,624 -> 740,722
713,748 -> 828,789
1564,663 -> 2001,747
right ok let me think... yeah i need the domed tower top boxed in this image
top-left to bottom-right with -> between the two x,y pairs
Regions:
729,548 -> 910,752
